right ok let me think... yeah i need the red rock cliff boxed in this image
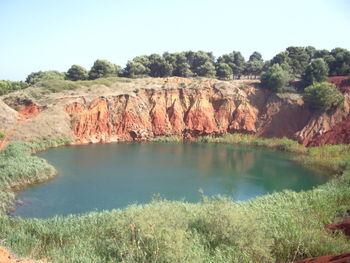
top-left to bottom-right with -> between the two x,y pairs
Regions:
65,86 -> 260,143
2,77 -> 349,146
63,79 -> 349,145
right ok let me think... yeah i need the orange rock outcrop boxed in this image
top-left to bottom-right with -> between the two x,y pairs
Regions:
293,252 -> 350,263
63,82 -> 350,145
65,87 -> 259,144
17,104 -> 41,120
1,77 -> 349,146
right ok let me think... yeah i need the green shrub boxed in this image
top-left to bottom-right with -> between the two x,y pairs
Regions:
260,64 -> 291,93
303,82 -> 344,110
301,58 -> 329,87
26,71 -> 65,85
0,131 -> 5,139
66,65 -> 88,81
0,80 -> 29,95
88,59 -> 120,80
216,62 -> 232,80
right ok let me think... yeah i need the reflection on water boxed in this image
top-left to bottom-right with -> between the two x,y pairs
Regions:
14,142 -> 327,218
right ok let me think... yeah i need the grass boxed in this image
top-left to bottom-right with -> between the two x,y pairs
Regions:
0,80 -> 29,96
199,134 -> 308,154
0,130 -> 5,139
0,139 -> 70,212
0,135 -> 349,262
198,134 -> 350,174
150,135 -> 183,142
302,144 -> 350,173
35,77 -> 132,93
0,179 -> 349,263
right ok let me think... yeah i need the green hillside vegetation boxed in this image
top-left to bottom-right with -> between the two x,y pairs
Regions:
0,80 -> 29,96
0,136 -> 350,262
26,70 -> 65,85
303,82 -> 344,110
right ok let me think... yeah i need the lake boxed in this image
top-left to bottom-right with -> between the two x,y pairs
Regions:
14,142 -> 326,218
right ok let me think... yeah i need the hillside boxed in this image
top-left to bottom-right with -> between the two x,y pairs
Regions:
0,77 -> 349,147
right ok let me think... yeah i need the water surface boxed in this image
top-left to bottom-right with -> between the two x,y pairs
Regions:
14,142 -> 326,218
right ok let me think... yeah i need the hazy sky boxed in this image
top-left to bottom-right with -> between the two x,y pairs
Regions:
1,0 -> 349,81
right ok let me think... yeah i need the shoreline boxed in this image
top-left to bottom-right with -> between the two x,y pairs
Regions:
1,134 -> 347,214
0,135 -> 349,262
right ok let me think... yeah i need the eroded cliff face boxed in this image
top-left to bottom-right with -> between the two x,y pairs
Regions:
298,104 -> 350,146
1,77 -> 350,146
64,86 -> 259,143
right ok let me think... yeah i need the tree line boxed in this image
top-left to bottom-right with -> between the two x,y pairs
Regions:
259,47 -> 349,110
21,46 -> 350,85
1,46 -> 349,110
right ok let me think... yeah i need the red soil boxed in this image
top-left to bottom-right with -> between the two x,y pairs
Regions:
307,116 -> 350,146
0,104 -> 42,150
293,252 -> 350,263
326,219 -> 350,238
329,76 -> 350,93
17,104 -> 41,120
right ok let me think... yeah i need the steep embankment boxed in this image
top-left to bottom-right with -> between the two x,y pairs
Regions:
0,77 -> 349,146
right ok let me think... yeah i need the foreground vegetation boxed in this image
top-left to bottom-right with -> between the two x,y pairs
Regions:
0,136 -> 349,262
0,139 -> 70,212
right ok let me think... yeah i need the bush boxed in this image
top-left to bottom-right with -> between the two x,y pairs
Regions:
303,82 -> 344,110
66,65 -> 88,81
0,80 -> 29,95
88,60 -> 119,80
196,61 -> 216,77
25,71 -> 65,85
216,62 -> 232,80
302,58 -> 329,87
0,131 -> 5,139
260,64 -> 291,92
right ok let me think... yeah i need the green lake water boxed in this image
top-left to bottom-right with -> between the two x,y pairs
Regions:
14,142 -> 327,218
